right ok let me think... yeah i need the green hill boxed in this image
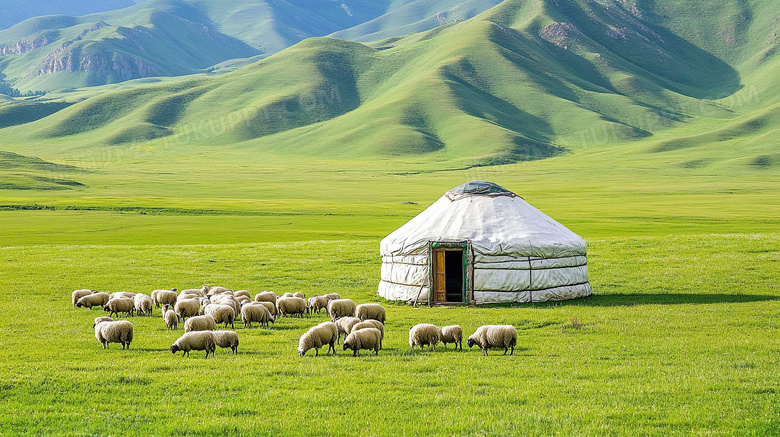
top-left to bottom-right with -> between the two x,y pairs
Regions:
0,0 -> 502,92
1,0 -> 778,170
0,0 -> 143,30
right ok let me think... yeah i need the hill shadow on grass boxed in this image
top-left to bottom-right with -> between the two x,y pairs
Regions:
540,293 -> 779,307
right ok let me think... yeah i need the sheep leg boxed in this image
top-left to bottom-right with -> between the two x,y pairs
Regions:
510,345 -> 514,356
315,348 -> 319,357
482,348 -> 487,356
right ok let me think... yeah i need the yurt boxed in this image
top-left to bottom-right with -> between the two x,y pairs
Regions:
378,181 -> 591,305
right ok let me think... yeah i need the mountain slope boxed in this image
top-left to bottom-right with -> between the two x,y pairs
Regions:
0,0 -> 144,30
1,0 -> 778,170
0,0 -> 502,92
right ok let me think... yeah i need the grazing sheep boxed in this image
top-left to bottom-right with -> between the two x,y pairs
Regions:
175,299 -> 201,321
103,297 -> 135,318
72,289 -> 94,307
213,330 -> 239,354
281,292 -> 294,298
343,328 -> 382,356
324,292 -> 341,301
76,292 -> 110,310
169,331 -> 216,358
109,291 -> 135,300
467,325 -> 517,356
293,292 -> 306,300
209,294 -> 240,316
298,322 -> 338,357
254,291 -> 277,305
246,300 -> 277,316
277,296 -> 307,318
152,289 -> 177,308
307,296 -> 330,314
134,293 -> 153,317
355,303 -> 386,323
92,316 -> 113,329
438,325 -> 463,351
162,304 -> 178,330
207,286 -> 229,295
236,295 -> 251,306
351,320 -> 385,349
241,304 -> 274,328
334,317 -> 362,344
233,290 -> 251,300
184,315 -> 216,333
178,287 -> 207,300
204,304 -> 235,329
94,320 -> 134,349
409,323 -> 441,352
327,299 -> 356,321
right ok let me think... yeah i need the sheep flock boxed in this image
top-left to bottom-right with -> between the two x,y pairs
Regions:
72,286 -> 519,358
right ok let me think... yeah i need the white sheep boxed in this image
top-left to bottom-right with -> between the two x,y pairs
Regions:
152,288 -> 177,308
204,304 -> 235,329
175,299 -> 200,321
293,291 -> 306,300
94,320 -> 134,349
277,296 -> 307,318
307,296 -> 330,314
76,292 -> 109,310
72,289 -> 94,307
324,292 -> 341,301
467,325 -> 517,356
409,323 -> 441,352
92,316 -> 113,329
208,286 -> 229,295
351,320 -> 384,349
334,317 -> 361,344
162,304 -> 178,330
184,315 -> 216,333
355,303 -> 386,323
298,322 -> 338,357
134,293 -> 153,317
109,291 -> 136,300
103,297 -> 135,318
241,304 -> 274,328
438,325 -> 463,351
233,290 -> 251,300
281,292 -> 294,298
254,291 -> 277,305
343,328 -> 382,356
209,294 -> 240,316
169,331 -> 216,358
213,330 -> 239,354
327,298 -> 356,321
247,300 -> 277,317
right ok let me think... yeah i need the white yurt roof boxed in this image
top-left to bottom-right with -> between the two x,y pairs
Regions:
381,181 -> 587,259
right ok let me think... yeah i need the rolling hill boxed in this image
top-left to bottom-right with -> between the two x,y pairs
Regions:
1,0 -> 778,171
0,0 -> 145,30
0,0 -> 502,92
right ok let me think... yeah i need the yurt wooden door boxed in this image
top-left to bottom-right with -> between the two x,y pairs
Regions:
429,241 -> 471,305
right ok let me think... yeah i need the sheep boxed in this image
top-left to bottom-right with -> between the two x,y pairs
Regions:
254,291 -> 277,305
334,317 -> 361,344
103,297 -> 135,318
72,289 -> 94,307
207,286 -> 229,295
169,331 -> 216,358
355,303 -> 386,323
343,328 -> 381,356
409,323 -> 441,352
281,292 -> 294,298
327,298 -> 356,321
438,325 -> 463,351
94,320 -> 133,349
351,320 -> 385,349
236,295 -> 251,306
178,287 -> 207,300
245,300 -> 277,316
209,294 -> 240,316
134,293 -> 153,317
76,292 -> 109,310
324,292 -> 341,301
109,291 -> 135,300
162,304 -> 178,330
213,330 -> 239,354
307,296 -> 330,315
204,304 -> 235,329
298,322 -> 338,357
92,316 -> 113,329
467,325 -> 517,356
293,292 -> 306,300
241,304 -> 274,328
184,315 -> 216,333
233,290 -> 251,300
277,296 -> 307,318
175,299 -> 200,321
152,289 -> 177,308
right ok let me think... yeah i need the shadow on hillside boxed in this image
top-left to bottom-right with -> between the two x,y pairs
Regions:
543,293 -> 779,307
